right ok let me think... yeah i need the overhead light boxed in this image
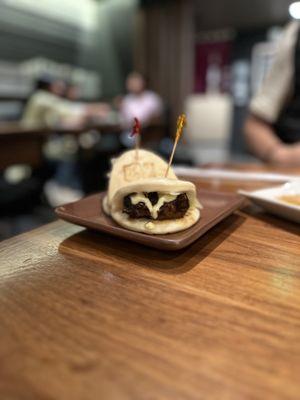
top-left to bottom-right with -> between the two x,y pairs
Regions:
289,2 -> 300,19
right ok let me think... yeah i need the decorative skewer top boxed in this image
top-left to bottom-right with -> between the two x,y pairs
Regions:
165,113 -> 187,177
130,117 -> 141,138
175,114 -> 186,141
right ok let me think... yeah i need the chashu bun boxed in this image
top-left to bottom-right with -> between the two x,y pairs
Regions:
103,149 -> 202,234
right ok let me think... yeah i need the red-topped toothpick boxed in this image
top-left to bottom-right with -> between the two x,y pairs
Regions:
130,117 -> 141,161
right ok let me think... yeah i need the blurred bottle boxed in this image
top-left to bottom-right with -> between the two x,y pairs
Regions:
231,60 -> 250,107
206,52 -> 222,93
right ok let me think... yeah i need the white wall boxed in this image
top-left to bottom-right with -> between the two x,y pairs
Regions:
0,0 -> 138,98
0,0 -> 97,29
78,0 -> 138,97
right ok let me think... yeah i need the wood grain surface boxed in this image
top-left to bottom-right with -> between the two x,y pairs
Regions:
0,166 -> 300,400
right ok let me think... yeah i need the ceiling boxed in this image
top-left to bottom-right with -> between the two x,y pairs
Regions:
195,0 -> 293,30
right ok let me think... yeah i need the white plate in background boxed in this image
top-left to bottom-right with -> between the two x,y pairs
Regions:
239,180 -> 300,224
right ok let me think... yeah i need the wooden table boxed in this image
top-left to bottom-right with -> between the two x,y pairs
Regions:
1,165 -> 300,399
0,123 -> 47,170
0,122 -> 121,137
0,121 -> 166,170
0,122 -> 121,170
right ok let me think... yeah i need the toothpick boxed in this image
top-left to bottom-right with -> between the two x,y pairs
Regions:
165,114 -> 186,178
135,131 -> 140,161
130,117 -> 141,161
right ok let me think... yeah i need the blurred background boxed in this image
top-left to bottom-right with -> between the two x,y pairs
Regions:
0,0 -> 296,239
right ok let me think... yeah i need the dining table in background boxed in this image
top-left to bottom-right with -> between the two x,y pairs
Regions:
0,123 -> 46,170
0,164 -> 300,400
0,122 -> 122,171
0,121 -> 122,137
0,120 -> 168,170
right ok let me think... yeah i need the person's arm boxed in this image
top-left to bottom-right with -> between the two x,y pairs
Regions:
244,114 -> 300,166
244,22 -> 300,166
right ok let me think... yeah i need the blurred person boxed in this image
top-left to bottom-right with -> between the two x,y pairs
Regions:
22,76 -> 86,128
49,79 -> 67,97
64,83 -> 80,101
119,71 -> 163,128
244,21 -> 300,166
62,82 -> 113,126
22,77 -> 110,129
20,77 -> 85,205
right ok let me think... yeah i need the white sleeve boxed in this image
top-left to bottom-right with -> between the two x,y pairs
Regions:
250,21 -> 299,123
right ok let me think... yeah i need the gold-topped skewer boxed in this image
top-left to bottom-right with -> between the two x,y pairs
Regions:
165,113 -> 186,177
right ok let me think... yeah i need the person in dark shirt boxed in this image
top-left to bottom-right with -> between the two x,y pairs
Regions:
244,22 -> 300,166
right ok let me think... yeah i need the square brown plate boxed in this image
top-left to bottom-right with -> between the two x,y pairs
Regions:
55,189 -> 244,251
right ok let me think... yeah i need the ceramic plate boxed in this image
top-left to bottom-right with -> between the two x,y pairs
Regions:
56,189 -> 244,251
239,181 -> 300,224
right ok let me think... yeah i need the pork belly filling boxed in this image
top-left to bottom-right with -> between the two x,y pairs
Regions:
123,192 -> 189,220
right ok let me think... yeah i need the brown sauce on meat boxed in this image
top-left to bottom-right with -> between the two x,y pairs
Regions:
123,192 -> 189,220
